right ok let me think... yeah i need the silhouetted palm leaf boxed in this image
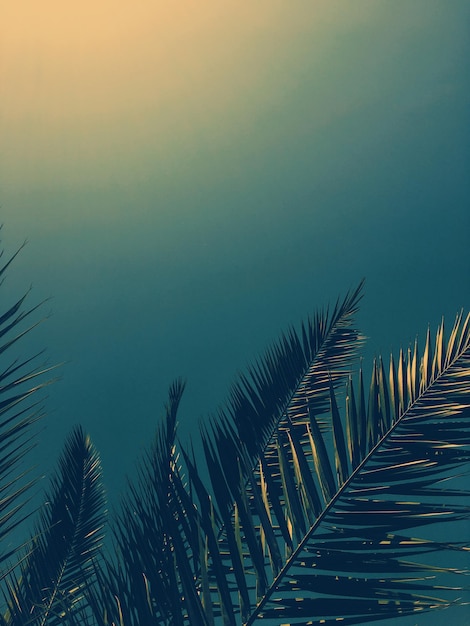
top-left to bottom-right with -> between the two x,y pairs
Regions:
1,426 -> 106,625
242,312 -> 470,624
0,237 -> 54,567
86,379 -> 197,626
90,285 -> 365,624
83,285 -> 470,625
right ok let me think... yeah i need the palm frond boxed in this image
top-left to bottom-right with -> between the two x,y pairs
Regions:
246,310 -> 470,624
87,379 -> 207,626
190,283 -> 364,618
222,280 -> 365,461
83,286 -> 470,626
1,426 -> 106,625
91,284 -> 362,626
87,285 -> 365,626
0,238 -> 55,566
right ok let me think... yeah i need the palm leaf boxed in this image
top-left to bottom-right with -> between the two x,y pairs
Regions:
86,285 -> 364,626
246,311 -> 470,624
86,379 -> 211,626
189,283 -> 364,617
1,426 -> 106,625
84,286 -> 470,625
191,304 -> 470,624
0,237 -> 55,567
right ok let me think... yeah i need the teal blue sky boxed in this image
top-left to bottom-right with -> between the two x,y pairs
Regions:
1,5 -> 469,620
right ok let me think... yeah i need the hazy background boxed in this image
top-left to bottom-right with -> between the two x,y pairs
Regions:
1,2 -> 469,621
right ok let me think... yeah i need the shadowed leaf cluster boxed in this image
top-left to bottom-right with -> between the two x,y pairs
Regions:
0,238 -> 469,625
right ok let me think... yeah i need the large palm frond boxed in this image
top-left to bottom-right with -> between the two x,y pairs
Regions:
89,284 -> 364,624
1,426 -> 107,625
244,311 -> 470,624
0,237 -> 55,567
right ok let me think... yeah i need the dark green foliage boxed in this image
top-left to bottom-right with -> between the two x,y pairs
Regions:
95,289 -> 470,626
1,236 -> 469,625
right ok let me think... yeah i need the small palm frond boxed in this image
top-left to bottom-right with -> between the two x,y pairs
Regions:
0,238 -> 55,566
1,426 -> 107,626
87,379 -> 201,626
246,311 -> 470,624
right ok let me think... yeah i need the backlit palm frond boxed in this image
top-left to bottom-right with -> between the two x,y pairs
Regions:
246,310 -> 470,625
2,426 -> 107,626
192,283 -> 365,622
83,286 -> 470,626
225,279 -> 365,461
0,238 -> 55,566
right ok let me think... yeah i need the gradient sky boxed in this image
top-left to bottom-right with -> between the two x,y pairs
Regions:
1,4 -> 470,620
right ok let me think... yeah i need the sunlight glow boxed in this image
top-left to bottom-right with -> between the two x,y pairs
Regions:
0,1 -> 375,189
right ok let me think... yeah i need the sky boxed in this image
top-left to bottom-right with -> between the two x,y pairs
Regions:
1,2 -> 469,622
